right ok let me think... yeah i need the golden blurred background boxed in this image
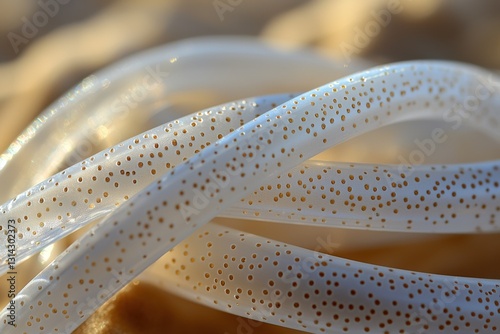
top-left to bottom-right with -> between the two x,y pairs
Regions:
1,1 -> 500,333
2,0 -> 500,154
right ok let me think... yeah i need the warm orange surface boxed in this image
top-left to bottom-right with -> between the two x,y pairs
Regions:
1,2 -> 500,333
74,232 -> 500,334
74,281 -> 303,334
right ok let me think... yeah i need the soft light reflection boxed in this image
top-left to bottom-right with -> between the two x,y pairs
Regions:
38,244 -> 55,265
95,125 -> 110,140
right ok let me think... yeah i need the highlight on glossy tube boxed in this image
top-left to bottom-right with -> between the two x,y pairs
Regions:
0,38 -> 499,334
